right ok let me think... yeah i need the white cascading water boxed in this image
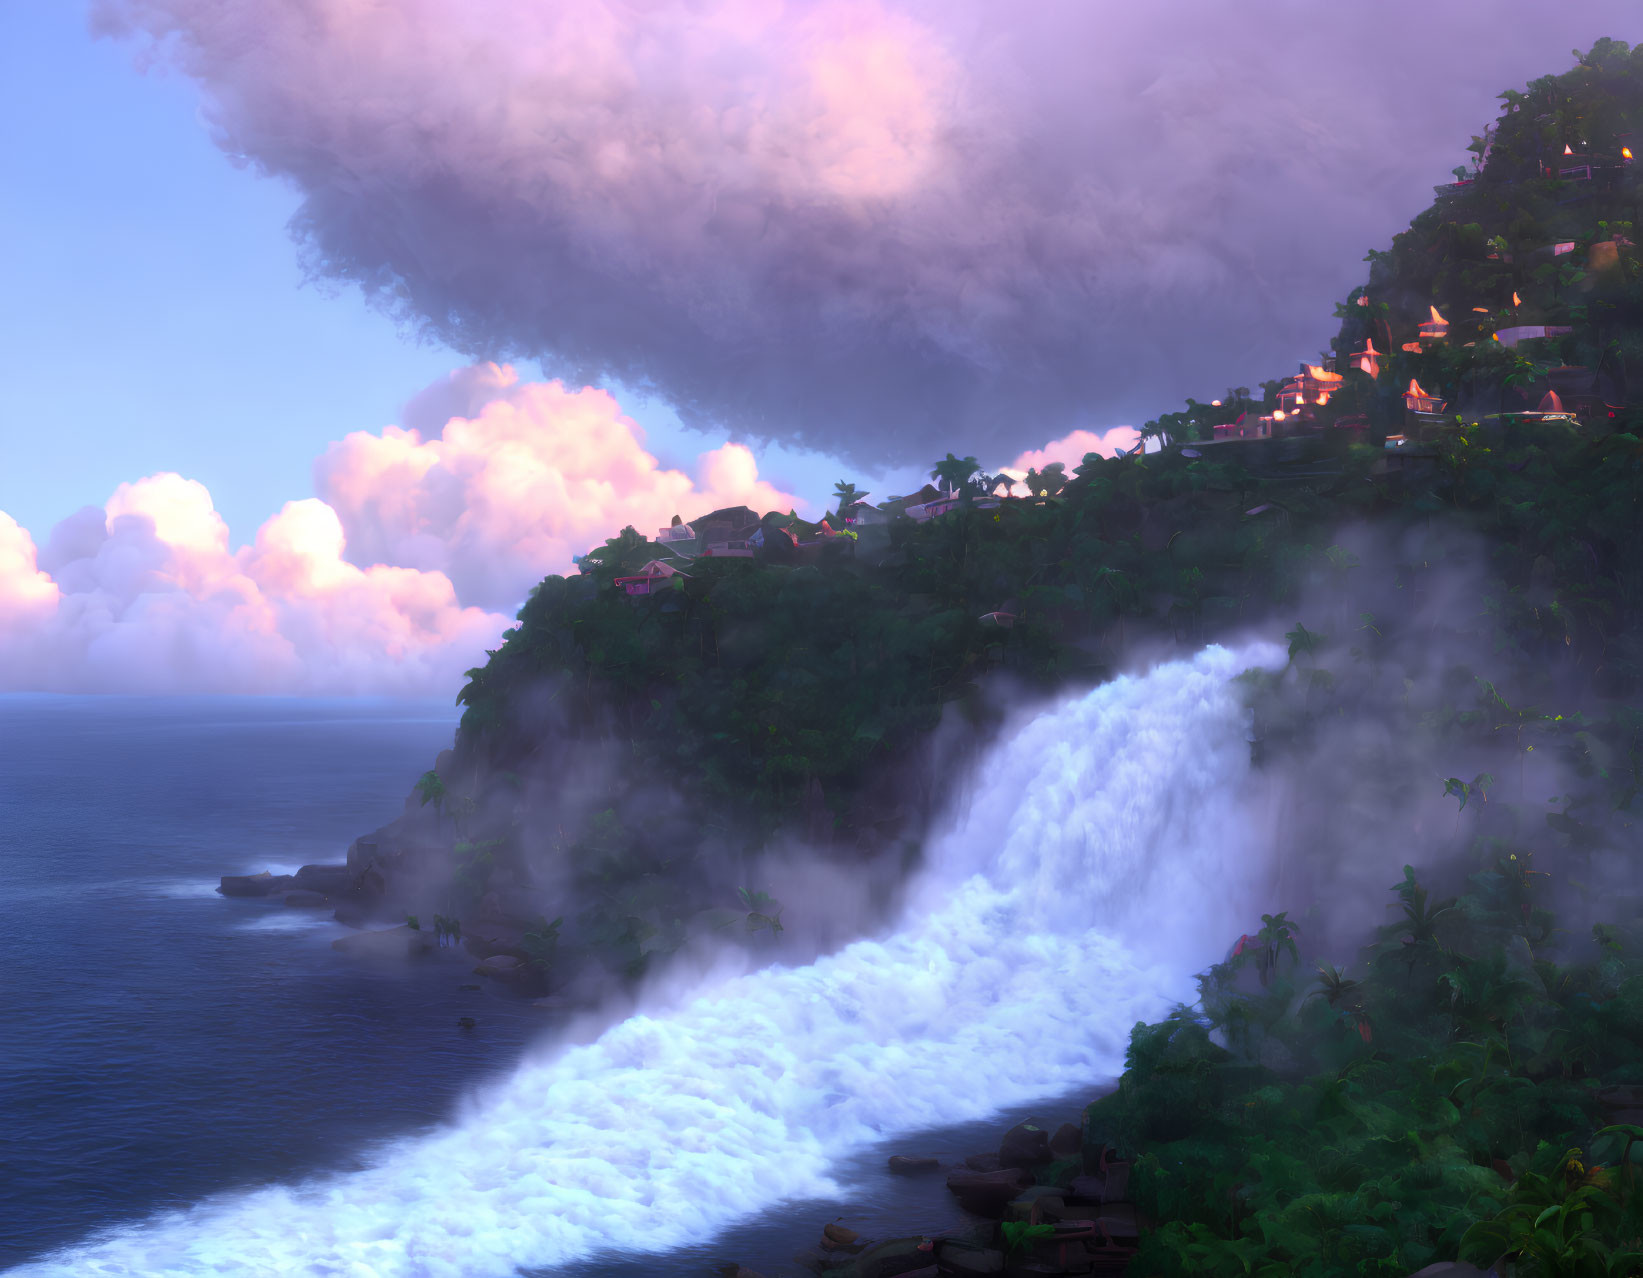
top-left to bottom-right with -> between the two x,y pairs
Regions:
10,645 -> 1279,1278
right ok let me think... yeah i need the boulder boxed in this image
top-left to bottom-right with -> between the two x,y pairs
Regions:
1093,1204 -> 1139,1243
283,890 -> 330,907
963,1152 -> 1001,1173
331,924 -> 435,958
999,1121 -> 1053,1169
888,1154 -> 942,1174
946,1167 -> 1032,1216
823,1223 -> 860,1246
1003,1188 -> 1065,1223
1048,1123 -> 1082,1160
851,1236 -> 935,1278
1065,1176 -> 1105,1204
218,871 -> 295,898
475,954 -> 528,982
293,864 -> 355,896
931,1243 -> 1004,1276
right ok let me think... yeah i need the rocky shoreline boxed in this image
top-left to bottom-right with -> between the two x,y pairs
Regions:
717,1109 -> 1494,1278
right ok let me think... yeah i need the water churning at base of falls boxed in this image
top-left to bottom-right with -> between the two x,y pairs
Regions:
10,646 -> 1278,1278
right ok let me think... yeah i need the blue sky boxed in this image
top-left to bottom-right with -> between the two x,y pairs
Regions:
0,2 -> 927,549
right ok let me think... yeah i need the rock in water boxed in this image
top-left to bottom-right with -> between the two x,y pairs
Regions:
283,890 -> 329,907
218,871 -> 295,898
822,1222 -> 859,1245
474,954 -> 525,981
998,1121 -> 1052,1169
330,924 -> 435,958
946,1167 -> 1032,1216
887,1154 -> 941,1174
292,864 -> 355,896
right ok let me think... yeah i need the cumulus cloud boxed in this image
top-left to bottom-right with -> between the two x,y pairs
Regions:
316,363 -> 802,612
94,0 -> 1637,466
996,426 -> 1141,492
0,366 -> 803,694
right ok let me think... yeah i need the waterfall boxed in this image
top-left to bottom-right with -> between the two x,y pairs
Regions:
10,645 -> 1278,1278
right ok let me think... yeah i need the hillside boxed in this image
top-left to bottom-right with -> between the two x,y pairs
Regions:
311,43 -> 1643,1275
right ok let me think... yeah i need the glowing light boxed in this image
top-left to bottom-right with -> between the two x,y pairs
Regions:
1430,305 -> 1446,324
1564,144 -> 1574,155
1317,393 -> 1330,405
1513,292 -> 1521,306
1356,295 -> 1369,307
1211,399 -> 1221,406
1625,147 -> 1634,160
1273,409 -> 1287,421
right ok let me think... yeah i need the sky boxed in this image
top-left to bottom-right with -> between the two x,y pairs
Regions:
1,0 -> 1637,695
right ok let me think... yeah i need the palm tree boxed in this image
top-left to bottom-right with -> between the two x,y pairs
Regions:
831,481 -> 867,521
1306,962 -> 1361,1010
930,452 -> 981,496
1254,912 -> 1301,986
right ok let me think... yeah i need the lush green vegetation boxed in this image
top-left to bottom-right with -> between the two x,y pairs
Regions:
394,44 -> 1643,1270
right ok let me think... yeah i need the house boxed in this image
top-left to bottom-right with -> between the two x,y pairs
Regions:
1276,362 -> 1345,417
698,541 -> 755,558
1492,324 -> 1574,348
906,493 -> 963,521
1349,338 -> 1382,380
688,505 -> 761,554
657,517 -> 697,546
1212,412 -> 1269,440
845,504 -> 891,527
875,484 -> 945,519
1418,306 -> 1449,343
1404,379 -> 1446,415
613,560 -> 692,596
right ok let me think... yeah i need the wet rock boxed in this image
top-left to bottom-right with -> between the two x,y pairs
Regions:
292,864 -> 355,896
946,1167 -> 1032,1216
851,1236 -> 935,1278
932,1243 -> 1004,1275
999,1121 -> 1053,1169
1092,1203 -> 1139,1243
823,1222 -> 860,1246
716,1265 -> 767,1278
283,890 -> 329,907
1049,1123 -> 1082,1160
1003,1188 -> 1065,1223
475,954 -> 525,981
888,1154 -> 942,1174
963,1152 -> 1001,1172
331,924 -> 435,958
218,871 -> 294,897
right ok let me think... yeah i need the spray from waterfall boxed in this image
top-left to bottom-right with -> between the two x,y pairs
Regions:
7,645 -> 1281,1278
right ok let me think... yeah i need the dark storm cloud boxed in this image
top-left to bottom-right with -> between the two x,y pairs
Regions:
96,0 -> 1641,462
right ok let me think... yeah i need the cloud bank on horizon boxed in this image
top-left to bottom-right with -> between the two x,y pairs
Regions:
0,364 -> 1124,694
93,0 -> 1637,465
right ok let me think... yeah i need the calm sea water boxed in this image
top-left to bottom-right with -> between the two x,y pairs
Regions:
0,696 -> 1099,1276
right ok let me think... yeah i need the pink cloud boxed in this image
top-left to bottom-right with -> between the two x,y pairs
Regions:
997,427 -> 1140,493
0,366 -> 805,694
315,363 -> 803,611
